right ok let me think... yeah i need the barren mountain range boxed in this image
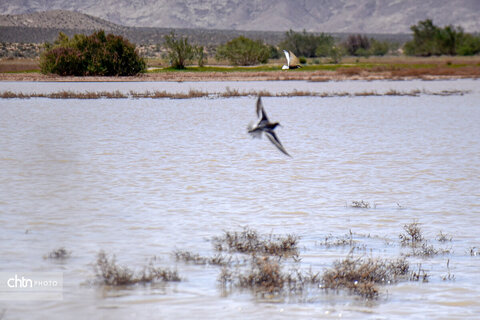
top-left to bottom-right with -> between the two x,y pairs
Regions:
1,0 -> 479,33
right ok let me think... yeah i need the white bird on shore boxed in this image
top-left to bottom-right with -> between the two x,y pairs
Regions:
282,50 -> 301,70
247,96 -> 291,157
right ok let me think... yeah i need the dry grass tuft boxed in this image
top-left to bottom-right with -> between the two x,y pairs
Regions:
350,200 -> 371,208
219,255 -> 321,295
236,256 -> 286,294
44,247 -> 71,260
174,250 -> 231,266
322,256 -> 409,298
1,88 -> 470,100
318,230 -> 362,248
399,221 -> 424,246
436,231 -> 453,242
406,242 -> 452,257
400,222 -> 452,257
95,251 -> 180,286
212,227 -> 299,257
409,263 -> 429,282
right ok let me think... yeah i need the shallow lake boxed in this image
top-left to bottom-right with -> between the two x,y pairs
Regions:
0,79 -> 479,319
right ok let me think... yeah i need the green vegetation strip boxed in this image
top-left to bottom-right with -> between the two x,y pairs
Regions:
0,88 -> 468,99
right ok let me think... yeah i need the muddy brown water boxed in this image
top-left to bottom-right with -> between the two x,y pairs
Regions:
0,79 -> 479,319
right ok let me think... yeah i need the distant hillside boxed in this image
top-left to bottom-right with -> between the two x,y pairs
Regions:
0,10 -> 122,30
0,0 -> 479,33
0,10 -> 411,46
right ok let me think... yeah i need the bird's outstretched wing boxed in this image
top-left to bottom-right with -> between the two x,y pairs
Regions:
265,130 -> 291,157
289,51 -> 300,67
256,96 -> 269,121
283,50 -> 291,66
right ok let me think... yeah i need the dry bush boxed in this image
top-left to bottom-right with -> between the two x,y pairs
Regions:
212,227 -> 299,257
44,247 -> 71,260
174,250 -> 231,266
95,251 -> 180,286
399,221 -> 424,246
319,230 -> 358,248
350,200 -> 370,208
237,256 -> 286,294
436,231 -> 452,242
219,255 -> 320,295
322,257 -> 409,298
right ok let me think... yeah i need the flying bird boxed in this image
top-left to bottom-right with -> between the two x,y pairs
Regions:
247,96 -> 291,157
282,50 -> 301,70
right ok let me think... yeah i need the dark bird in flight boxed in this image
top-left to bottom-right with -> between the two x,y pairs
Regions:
247,96 -> 291,157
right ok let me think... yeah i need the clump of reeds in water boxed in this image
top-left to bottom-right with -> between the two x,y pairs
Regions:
0,88 -> 470,100
350,200 -> 371,209
174,250 -> 231,266
322,256 -> 410,298
218,255 -> 321,295
399,221 -> 452,257
436,231 -> 452,242
95,251 -> 180,286
318,230 -> 365,250
233,256 -> 287,294
212,227 -> 299,257
175,223 -> 458,300
399,221 -> 424,246
44,247 -> 71,260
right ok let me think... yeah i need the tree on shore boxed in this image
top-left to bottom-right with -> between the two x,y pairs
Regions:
164,32 -> 205,69
280,29 -> 335,58
40,30 -> 146,76
215,36 -> 270,66
404,19 -> 480,56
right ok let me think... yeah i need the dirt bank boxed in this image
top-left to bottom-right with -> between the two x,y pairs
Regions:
1,68 -> 479,82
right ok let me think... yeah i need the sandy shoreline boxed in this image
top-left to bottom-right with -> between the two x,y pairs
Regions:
1,71 -> 478,82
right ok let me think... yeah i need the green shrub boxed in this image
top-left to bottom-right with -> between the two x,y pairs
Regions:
40,31 -> 146,76
316,45 -> 345,64
404,19 -> 480,56
344,34 -> 371,56
280,29 -> 334,58
369,39 -> 390,56
457,33 -> 480,56
215,36 -> 270,66
164,32 -> 204,69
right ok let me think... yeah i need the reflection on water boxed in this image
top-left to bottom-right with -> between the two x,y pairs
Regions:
0,80 -> 480,319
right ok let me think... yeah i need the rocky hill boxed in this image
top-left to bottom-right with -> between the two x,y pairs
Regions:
1,0 -> 479,33
0,10 -> 122,31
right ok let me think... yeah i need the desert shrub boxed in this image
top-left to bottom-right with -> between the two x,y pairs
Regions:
212,227 -> 299,257
40,47 -> 84,76
344,34 -> 371,56
40,30 -> 146,76
164,31 -> 205,69
215,36 -> 270,66
44,247 -> 71,260
322,257 -> 409,298
280,29 -> 335,58
95,251 -> 180,286
399,221 -> 424,246
457,33 -> 480,55
369,39 -> 390,56
404,19 -> 480,56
